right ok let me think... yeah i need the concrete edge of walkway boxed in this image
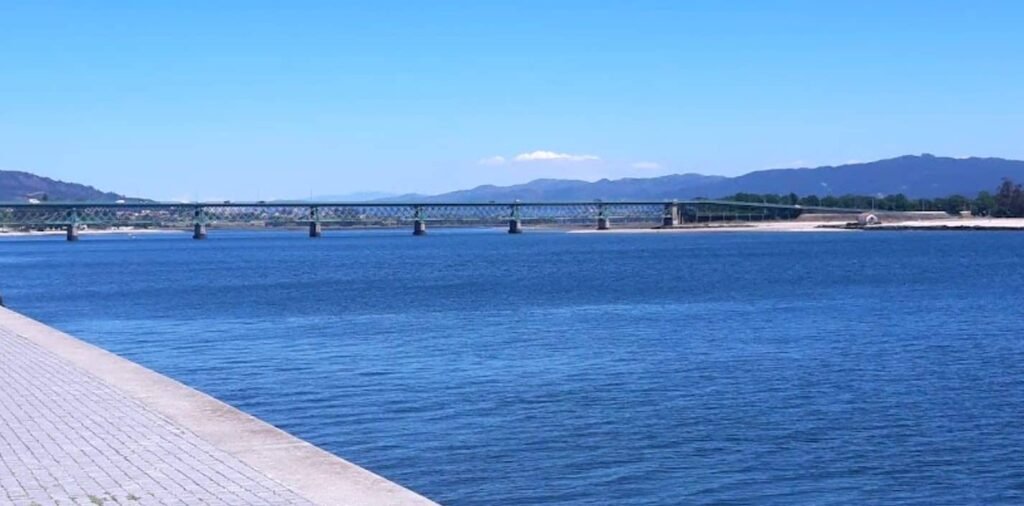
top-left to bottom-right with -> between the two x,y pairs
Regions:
0,306 -> 438,506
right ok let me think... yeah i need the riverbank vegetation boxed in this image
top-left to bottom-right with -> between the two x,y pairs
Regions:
719,179 -> 1024,217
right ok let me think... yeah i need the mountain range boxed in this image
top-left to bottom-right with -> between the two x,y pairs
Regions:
391,155 -> 1024,202
4,154 -> 1024,203
386,173 -> 725,202
0,170 -> 128,202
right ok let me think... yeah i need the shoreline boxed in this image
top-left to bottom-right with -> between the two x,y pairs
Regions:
572,217 -> 1024,234
570,221 -> 846,234
4,218 -> 1024,237
0,227 -> 185,237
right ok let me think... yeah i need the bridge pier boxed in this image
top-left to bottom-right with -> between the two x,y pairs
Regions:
508,204 -> 523,234
66,208 -> 80,242
412,206 -> 427,235
308,206 -> 322,238
192,206 -> 207,240
662,203 -> 680,227
413,220 -> 427,236
596,203 -> 610,230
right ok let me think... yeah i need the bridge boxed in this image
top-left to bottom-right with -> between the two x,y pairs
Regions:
0,200 -> 867,241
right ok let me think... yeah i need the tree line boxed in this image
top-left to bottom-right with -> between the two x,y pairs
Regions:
718,179 -> 1024,217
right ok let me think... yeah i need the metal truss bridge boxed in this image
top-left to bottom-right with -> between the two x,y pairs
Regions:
0,200 -> 866,241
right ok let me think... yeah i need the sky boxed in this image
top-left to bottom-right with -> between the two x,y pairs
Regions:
2,1 -> 1023,201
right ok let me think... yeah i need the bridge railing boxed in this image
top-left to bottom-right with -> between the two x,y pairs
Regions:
0,203 -> 668,226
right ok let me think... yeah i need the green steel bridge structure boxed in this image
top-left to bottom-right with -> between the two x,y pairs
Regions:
0,200 -> 868,241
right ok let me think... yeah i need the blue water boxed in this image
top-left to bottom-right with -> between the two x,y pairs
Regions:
1,229 -> 1023,504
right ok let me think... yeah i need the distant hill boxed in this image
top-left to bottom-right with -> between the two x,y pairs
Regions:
401,154 -> 1024,202
401,174 -> 726,202
0,170 -> 128,202
689,154 -> 1024,199
9,154 -> 1024,203
311,191 -> 402,202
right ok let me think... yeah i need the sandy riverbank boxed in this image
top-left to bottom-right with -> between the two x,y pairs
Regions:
0,228 -> 185,237
860,217 -> 1024,230
570,217 -> 1024,234
570,221 -> 846,233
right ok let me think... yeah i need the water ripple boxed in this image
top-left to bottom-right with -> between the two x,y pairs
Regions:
2,230 -> 1023,504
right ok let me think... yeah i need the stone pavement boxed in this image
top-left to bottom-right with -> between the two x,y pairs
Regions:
0,307 -> 435,506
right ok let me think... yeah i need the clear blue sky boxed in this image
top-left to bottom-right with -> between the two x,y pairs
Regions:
2,1 -> 1022,200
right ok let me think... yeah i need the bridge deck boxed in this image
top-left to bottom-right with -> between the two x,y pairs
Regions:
0,200 -> 866,233
0,307 -> 434,506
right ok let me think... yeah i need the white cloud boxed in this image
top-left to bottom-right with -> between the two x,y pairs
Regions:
478,155 -> 507,166
631,161 -> 661,170
513,150 -> 600,163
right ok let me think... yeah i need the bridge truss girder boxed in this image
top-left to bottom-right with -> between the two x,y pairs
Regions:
0,200 -> 850,231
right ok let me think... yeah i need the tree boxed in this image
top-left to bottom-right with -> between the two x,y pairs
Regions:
974,191 -> 996,216
994,178 -> 1024,217
714,185 -> 1024,217
941,195 -> 969,215
882,193 -> 910,211
800,195 -> 820,207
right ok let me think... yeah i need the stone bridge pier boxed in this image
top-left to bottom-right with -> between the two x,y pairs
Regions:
662,202 -> 680,227
508,204 -> 523,234
412,220 -> 426,235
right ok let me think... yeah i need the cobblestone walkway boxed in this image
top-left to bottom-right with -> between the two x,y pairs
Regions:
0,325 -> 314,506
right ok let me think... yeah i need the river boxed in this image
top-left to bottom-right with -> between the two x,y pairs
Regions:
1,229 -> 1022,504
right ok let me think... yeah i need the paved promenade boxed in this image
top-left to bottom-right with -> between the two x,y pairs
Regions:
0,307 -> 435,505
